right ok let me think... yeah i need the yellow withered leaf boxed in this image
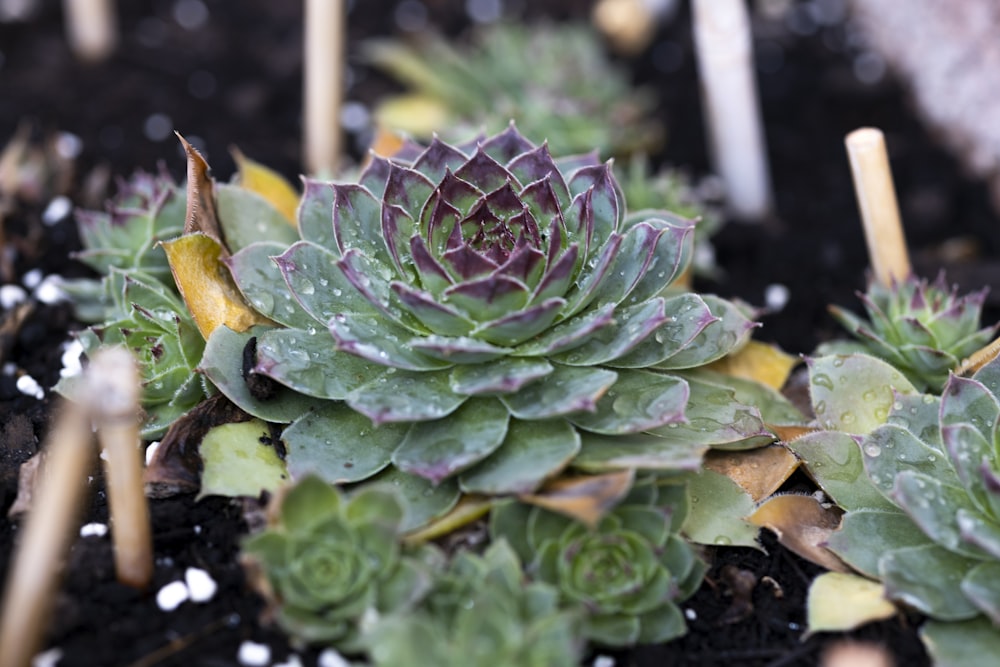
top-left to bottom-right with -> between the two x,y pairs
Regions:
368,125 -> 408,159
231,148 -> 299,226
703,445 -> 800,503
707,340 -> 800,390
806,571 -> 897,635
162,233 -> 275,340
373,94 -> 452,139
402,495 -> 493,545
520,469 -> 635,528
749,493 -> 850,573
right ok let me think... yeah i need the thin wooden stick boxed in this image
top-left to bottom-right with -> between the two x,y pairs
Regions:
303,0 -> 344,176
62,0 -> 118,62
845,127 -> 912,286
691,0 -> 773,222
88,347 -> 152,589
0,401 -> 94,667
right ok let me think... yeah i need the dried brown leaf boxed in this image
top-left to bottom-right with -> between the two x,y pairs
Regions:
520,469 -> 635,528
748,494 -> 850,573
703,445 -> 800,503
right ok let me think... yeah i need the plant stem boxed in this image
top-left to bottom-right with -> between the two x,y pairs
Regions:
845,127 -> 912,286
0,401 -> 93,667
691,0 -> 773,222
303,0 -> 344,176
62,0 -> 117,62
89,347 -> 153,589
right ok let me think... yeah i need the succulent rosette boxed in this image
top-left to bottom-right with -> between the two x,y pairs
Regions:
241,475 -> 434,647
362,540 -> 582,667
825,273 -> 997,392
206,126 -> 763,502
489,479 -> 704,645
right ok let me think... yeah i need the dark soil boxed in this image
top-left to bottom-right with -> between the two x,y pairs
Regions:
2,0 -> 995,665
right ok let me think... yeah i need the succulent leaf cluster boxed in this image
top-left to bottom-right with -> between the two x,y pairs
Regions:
489,478 -> 705,646
363,540 -> 583,667
794,354 -> 1000,660
211,126 -> 761,501
364,23 -> 660,157
241,476 -> 434,648
60,170 -> 209,437
826,273 -> 997,391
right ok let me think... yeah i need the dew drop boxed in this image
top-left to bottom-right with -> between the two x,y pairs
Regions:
714,535 -> 732,545
840,411 -> 856,425
863,443 -> 882,457
813,373 -> 834,390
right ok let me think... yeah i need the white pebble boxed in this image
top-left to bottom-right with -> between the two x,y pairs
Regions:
273,655 -> 304,667
237,641 -> 271,667
34,275 -> 68,305
764,283 -> 790,311
185,567 -> 218,603
31,647 -> 63,667
42,196 -> 72,225
79,522 -> 108,538
317,649 -> 351,667
592,656 -> 615,667
156,580 -> 190,611
144,441 -> 161,465
684,607 -> 698,621
0,284 -> 27,309
22,268 -> 43,289
55,132 -> 83,159
16,374 -> 44,400
59,339 -> 85,379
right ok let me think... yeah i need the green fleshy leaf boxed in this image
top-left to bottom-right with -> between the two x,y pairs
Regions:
330,311 -> 451,371
893,470 -> 986,558
682,469 -> 759,548
216,183 -> 299,252
347,368 -> 465,425
283,403 -> 407,483
940,374 -> 1000,441
863,424 -> 961,498
459,418 -> 580,495
654,295 -> 756,370
200,325 -> 328,422
567,369 -> 687,435
226,242 -> 315,329
276,241 -> 379,321
826,509 -> 931,577
886,392 -> 940,443
573,431 -> 706,473
582,614 -> 640,647
279,475 -> 342,535
808,353 -> 917,434
962,561 -> 1000,623
958,509 -> 1000,559
331,184 -> 395,264
880,544 -> 982,620
449,357 -> 553,396
688,368 -> 806,425
296,178 -> 336,248
500,364 -> 617,420
636,603 -> 687,645
941,424 -> 995,515
255,327 -> 386,399
409,335 -> 511,363
345,486 -> 406,529
360,467 -> 460,532
609,294 -> 715,369
921,617 -> 1000,667
512,303 -> 615,357
393,397 -> 510,483
788,431 -> 897,512
554,299 -> 666,366
198,420 -> 290,500
653,373 -> 773,449
616,219 -> 692,305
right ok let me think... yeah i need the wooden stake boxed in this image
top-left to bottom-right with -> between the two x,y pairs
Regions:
0,402 -> 93,667
88,347 -> 152,589
845,127 -> 912,286
691,0 -> 773,222
303,0 -> 344,176
63,0 -> 118,62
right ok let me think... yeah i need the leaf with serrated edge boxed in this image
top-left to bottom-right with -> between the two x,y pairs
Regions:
283,402 -> 406,483
393,397 -> 509,483
459,418 -> 581,495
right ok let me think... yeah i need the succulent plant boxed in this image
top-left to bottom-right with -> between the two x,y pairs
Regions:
364,23 -> 660,157
362,540 -> 583,667
241,475 -> 435,648
489,477 -> 705,646
792,353 -> 1000,663
57,170 -> 209,437
206,125 -> 763,504
825,273 -> 997,392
